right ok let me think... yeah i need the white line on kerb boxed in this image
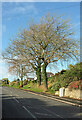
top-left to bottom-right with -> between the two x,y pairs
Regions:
28,91 -> 80,107
22,106 -> 37,119
10,94 -> 13,96
15,94 -> 19,97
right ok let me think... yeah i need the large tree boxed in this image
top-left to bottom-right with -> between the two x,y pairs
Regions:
3,13 -> 79,90
23,14 -> 79,90
16,30 -> 42,86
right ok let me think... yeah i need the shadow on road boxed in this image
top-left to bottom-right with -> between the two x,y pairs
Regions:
1,93 -> 81,120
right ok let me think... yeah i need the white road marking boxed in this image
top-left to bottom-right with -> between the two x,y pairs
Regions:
4,88 -> 81,107
27,91 -> 80,107
27,105 -> 31,108
15,94 -> 19,97
42,107 -> 64,119
35,112 -> 52,116
28,91 -> 38,96
22,106 -> 37,119
14,98 -> 19,103
10,94 -> 13,96
20,96 -> 23,99
27,106 -> 40,109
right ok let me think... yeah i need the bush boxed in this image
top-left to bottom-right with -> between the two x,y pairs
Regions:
51,82 -> 61,91
19,85 -> 23,88
56,62 -> 82,88
28,80 -> 31,84
10,82 -> 16,86
17,81 -> 20,86
23,79 -> 28,85
32,80 -> 37,84
48,86 -> 52,89
68,80 -> 82,90
47,62 -> 82,91
48,76 -> 55,82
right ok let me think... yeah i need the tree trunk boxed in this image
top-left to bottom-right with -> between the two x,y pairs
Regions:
42,62 -> 48,90
36,65 -> 41,86
20,76 -> 23,87
20,67 -> 23,87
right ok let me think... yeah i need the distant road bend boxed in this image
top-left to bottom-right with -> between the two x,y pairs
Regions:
2,86 -> 81,120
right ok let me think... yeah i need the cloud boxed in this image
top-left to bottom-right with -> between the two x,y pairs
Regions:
0,57 -> 16,81
0,62 -> 8,79
14,5 -> 38,14
3,3 -> 38,17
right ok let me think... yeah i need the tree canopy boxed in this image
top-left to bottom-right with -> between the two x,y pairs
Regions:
3,13 -> 80,89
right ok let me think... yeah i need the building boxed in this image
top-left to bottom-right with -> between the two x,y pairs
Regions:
27,78 -> 34,81
46,72 -> 54,77
27,72 -> 54,81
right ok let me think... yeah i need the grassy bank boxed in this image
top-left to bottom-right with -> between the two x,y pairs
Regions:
8,81 -> 55,95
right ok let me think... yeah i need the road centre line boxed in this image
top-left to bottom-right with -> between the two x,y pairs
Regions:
27,105 -> 41,109
42,107 -> 64,119
22,91 -> 64,119
14,98 -> 19,103
27,91 -> 81,107
26,105 -> 33,109
22,106 -> 37,119
35,112 -> 52,116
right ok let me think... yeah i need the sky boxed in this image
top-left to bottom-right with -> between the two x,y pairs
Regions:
0,0 -> 81,81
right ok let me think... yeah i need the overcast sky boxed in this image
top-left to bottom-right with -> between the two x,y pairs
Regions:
0,0 -> 80,81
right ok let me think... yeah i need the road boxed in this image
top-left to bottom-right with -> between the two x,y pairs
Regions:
1,86 -> 81,120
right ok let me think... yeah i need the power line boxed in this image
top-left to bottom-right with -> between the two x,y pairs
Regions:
38,4 -> 80,14
50,4 -> 80,10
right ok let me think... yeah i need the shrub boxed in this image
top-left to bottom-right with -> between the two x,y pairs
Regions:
23,79 -> 28,85
47,63 -> 82,91
68,80 -> 82,90
17,81 -> 20,86
52,82 -> 61,91
48,85 -> 52,89
10,81 -> 16,86
32,80 -> 37,84
19,85 -> 23,88
48,76 -> 55,82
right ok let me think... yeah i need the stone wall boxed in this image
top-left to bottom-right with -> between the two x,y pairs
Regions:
64,88 -> 82,99
55,88 -> 82,99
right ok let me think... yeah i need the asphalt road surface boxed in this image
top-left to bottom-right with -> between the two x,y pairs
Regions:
1,86 -> 81,120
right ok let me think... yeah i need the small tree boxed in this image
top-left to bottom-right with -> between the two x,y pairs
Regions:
3,41 -> 34,87
2,78 -> 9,85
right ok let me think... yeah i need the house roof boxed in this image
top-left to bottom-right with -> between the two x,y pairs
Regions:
46,72 -> 54,77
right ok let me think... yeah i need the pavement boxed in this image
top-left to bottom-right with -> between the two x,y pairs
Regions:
1,86 -> 82,120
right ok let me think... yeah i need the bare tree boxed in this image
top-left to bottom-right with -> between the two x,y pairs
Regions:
8,59 -> 33,87
16,30 -> 42,86
2,39 -> 34,87
3,13 -> 79,90
23,14 -> 79,90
